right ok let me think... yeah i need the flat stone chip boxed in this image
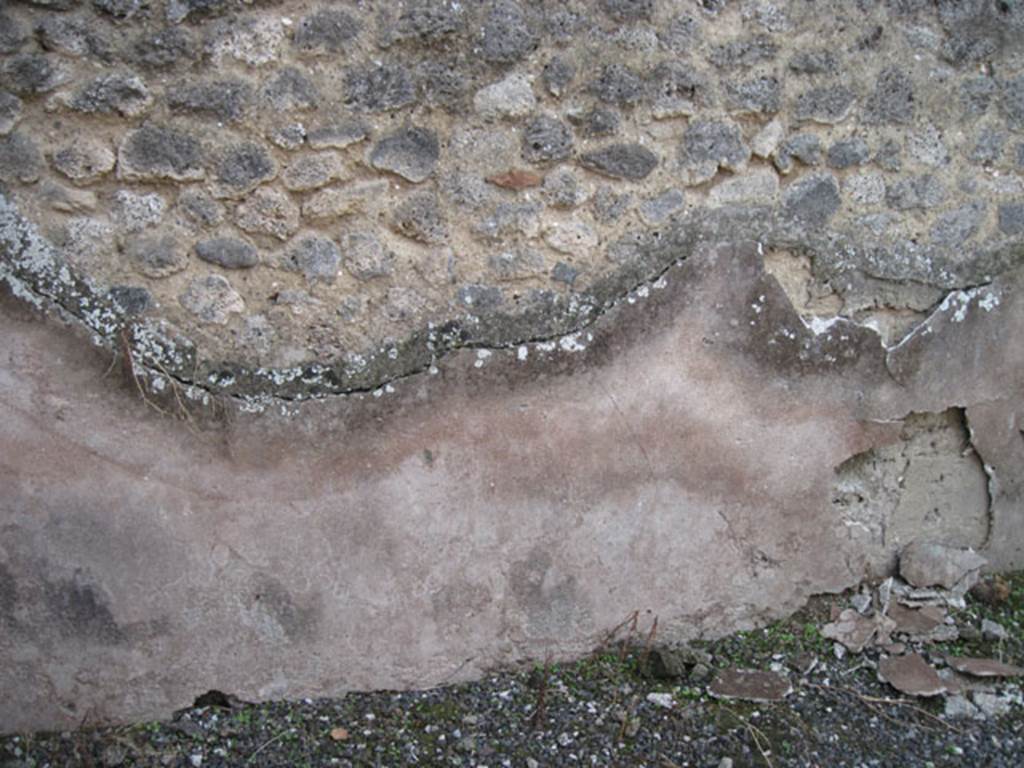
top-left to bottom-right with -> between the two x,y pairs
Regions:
877,653 -> 946,697
708,668 -> 792,702
946,657 -> 1024,679
887,603 -> 946,636
822,608 -> 877,652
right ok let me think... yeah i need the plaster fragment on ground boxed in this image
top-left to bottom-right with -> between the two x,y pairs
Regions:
946,657 -> 1024,679
877,653 -> 946,697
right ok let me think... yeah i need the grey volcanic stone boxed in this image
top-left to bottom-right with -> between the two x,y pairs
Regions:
709,35 -> 778,69
2,54 -> 65,95
590,64 -> 645,107
386,1 -> 464,44
0,12 -> 26,55
125,234 -> 189,278
285,234 -> 340,284
166,0 -> 230,24
970,129 -> 1006,164
261,68 -> 319,112
1002,76 -> 1024,130
551,260 -> 578,286
571,107 -> 619,137
213,142 -> 277,196
167,79 -> 254,123
177,189 -> 224,229
930,203 -> 986,246
458,284 -> 503,310
782,172 -> 841,226
179,274 -> 244,324
391,193 -> 448,244
542,169 -> 584,208
307,122 -> 367,150
600,0 -> 652,22
235,188 -> 300,241
640,188 -> 685,224
0,132 -> 41,184
69,73 -> 150,117
522,116 -> 573,164
680,119 -> 750,171
37,16 -> 111,59
281,153 -> 343,192
344,64 -> 416,112
294,8 -> 361,54
886,175 -> 946,211
479,1 -> 538,64
0,92 -> 22,136
113,190 -> 166,233
875,139 -> 903,171
195,237 -> 259,269
725,76 -> 781,114
866,67 -> 916,124
342,232 -> 394,281
370,127 -> 439,183
998,202 -> 1024,236
119,125 -> 204,182
593,186 -> 632,220
789,49 -> 838,75
416,58 -> 470,111
542,57 -> 574,98
648,62 -> 708,116
962,76 -> 997,117
488,248 -> 544,280
659,12 -> 700,53
579,144 -> 658,180
827,138 -> 870,169
50,139 -> 115,182
131,28 -> 195,69
94,0 -> 144,20
107,285 -> 153,315
795,85 -> 856,124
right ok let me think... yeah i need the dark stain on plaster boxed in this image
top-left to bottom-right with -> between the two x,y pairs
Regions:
43,571 -> 124,644
508,548 -> 590,639
0,563 -> 16,624
249,574 -> 320,642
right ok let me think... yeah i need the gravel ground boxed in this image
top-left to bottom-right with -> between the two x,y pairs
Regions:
3,574 -> 1022,768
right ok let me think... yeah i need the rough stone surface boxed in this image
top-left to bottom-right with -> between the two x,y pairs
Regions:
118,125 -> 203,182
900,542 -> 987,590
579,144 -> 658,180
235,188 -> 300,241
194,237 -> 259,270
369,127 -> 439,183
124,234 -> 189,278
474,73 -> 536,120
522,115 -> 573,164
2,0 -> 1024,735
284,234 -> 341,285
178,274 -> 245,323
49,139 -> 115,183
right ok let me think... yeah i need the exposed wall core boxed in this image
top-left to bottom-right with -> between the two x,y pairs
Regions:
2,0 -> 1024,733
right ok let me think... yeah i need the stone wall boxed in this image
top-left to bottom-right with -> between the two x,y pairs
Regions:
2,0 -> 1024,733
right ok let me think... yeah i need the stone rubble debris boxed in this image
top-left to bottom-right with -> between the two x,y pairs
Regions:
877,653 -> 947,697
946,657 -> 1024,679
